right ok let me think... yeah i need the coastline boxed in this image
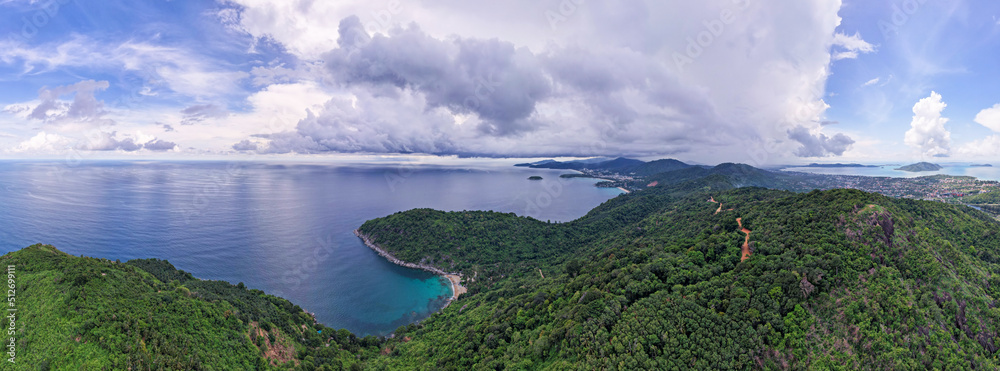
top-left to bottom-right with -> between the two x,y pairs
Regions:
354,230 -> 466,306
617,187 -> 630,194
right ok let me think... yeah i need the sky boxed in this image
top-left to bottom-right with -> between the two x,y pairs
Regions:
1,0 -> 999,165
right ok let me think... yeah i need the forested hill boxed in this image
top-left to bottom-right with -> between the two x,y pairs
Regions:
359,186 -> 1000,369
9,176 -> 1000,369
515,157 -> 693,176
1,245 -> 387,370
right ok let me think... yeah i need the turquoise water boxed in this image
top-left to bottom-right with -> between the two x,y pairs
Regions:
782,164 -> 1000,181
0,161 -> 623,336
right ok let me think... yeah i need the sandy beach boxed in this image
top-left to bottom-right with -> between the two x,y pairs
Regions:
445,274 -> 467,299
617,187 -> 630,194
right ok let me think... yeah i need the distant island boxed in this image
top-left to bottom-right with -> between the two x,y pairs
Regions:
895,162 -> 943,172
527,176 -> 543,180
803,163 -> 878,168
971,164 -> 994,167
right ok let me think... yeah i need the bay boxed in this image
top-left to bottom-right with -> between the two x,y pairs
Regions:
0,160 -> 623,336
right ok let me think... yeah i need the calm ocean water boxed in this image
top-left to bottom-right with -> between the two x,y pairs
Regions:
781,164 -> 1000,181
0,160 -> 623,336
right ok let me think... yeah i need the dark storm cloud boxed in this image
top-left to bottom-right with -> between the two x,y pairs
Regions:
788,125 -> 855,157
259,16 -> 732,157
241,3 -> 850,162
325,16 -> 551,136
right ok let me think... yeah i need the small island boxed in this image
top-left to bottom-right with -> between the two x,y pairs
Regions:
528,176 -> 543,180
971,164 -> 994,167
895,162 -> 943,172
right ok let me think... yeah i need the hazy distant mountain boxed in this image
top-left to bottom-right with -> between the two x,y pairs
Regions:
895,162 -> 943,172
515,157 -> 692,176
803,163 -> 878,168
513,159 -> 559,167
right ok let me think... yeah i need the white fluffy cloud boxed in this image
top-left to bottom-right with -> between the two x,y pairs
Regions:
223,0 -> 852,162
955,103 -> 1000,157
9,131 -> 73,153
974,104 -> 1000,133
957,135 -> 1000,157
904,91 -> 951,158
831,32 -> 876,60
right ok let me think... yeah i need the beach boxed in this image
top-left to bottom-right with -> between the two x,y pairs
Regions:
618,187 -> 631,194
444,274 -> 467,299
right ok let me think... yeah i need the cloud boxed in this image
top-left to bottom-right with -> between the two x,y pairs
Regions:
9,131 -> 73,153
1,0 -> 853,161
788,126 -> 855,157
0,36 -> 248,99
27,80 -> 111,126
180,104 -> 229,125
831,32 -> 876,60
325,17 -> 552,136
957,135 -> 1000,157
904,91 -> 951,157
143,139 -> 178,151
2,104 -> 31,116
78,131 -> 142,152
233,0 -> 850,162
232,139 -> 259,151
861,78 -> 880,87
263,88 -> 460,154
974,104 -> 1000,132
77,131 -> 178,152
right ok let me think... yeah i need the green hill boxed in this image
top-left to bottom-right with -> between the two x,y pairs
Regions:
357,185 -> 1000,369
965,190 -> 1000,205
516,157 -> 692,176
8,170 -> 1000,369
1,245 -> 384,370
895,162 -> 943,172
640,163 -> 823,193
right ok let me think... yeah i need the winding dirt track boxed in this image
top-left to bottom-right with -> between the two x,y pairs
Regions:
709,197 -> 723,214
736,218 -> 752,261
710,197 -> 752,261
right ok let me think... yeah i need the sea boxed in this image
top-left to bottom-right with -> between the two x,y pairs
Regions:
0,160 -> 623,336
780,164 -> 1000,181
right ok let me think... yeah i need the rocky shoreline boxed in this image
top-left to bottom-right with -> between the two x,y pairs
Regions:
354,229 -> 465,304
